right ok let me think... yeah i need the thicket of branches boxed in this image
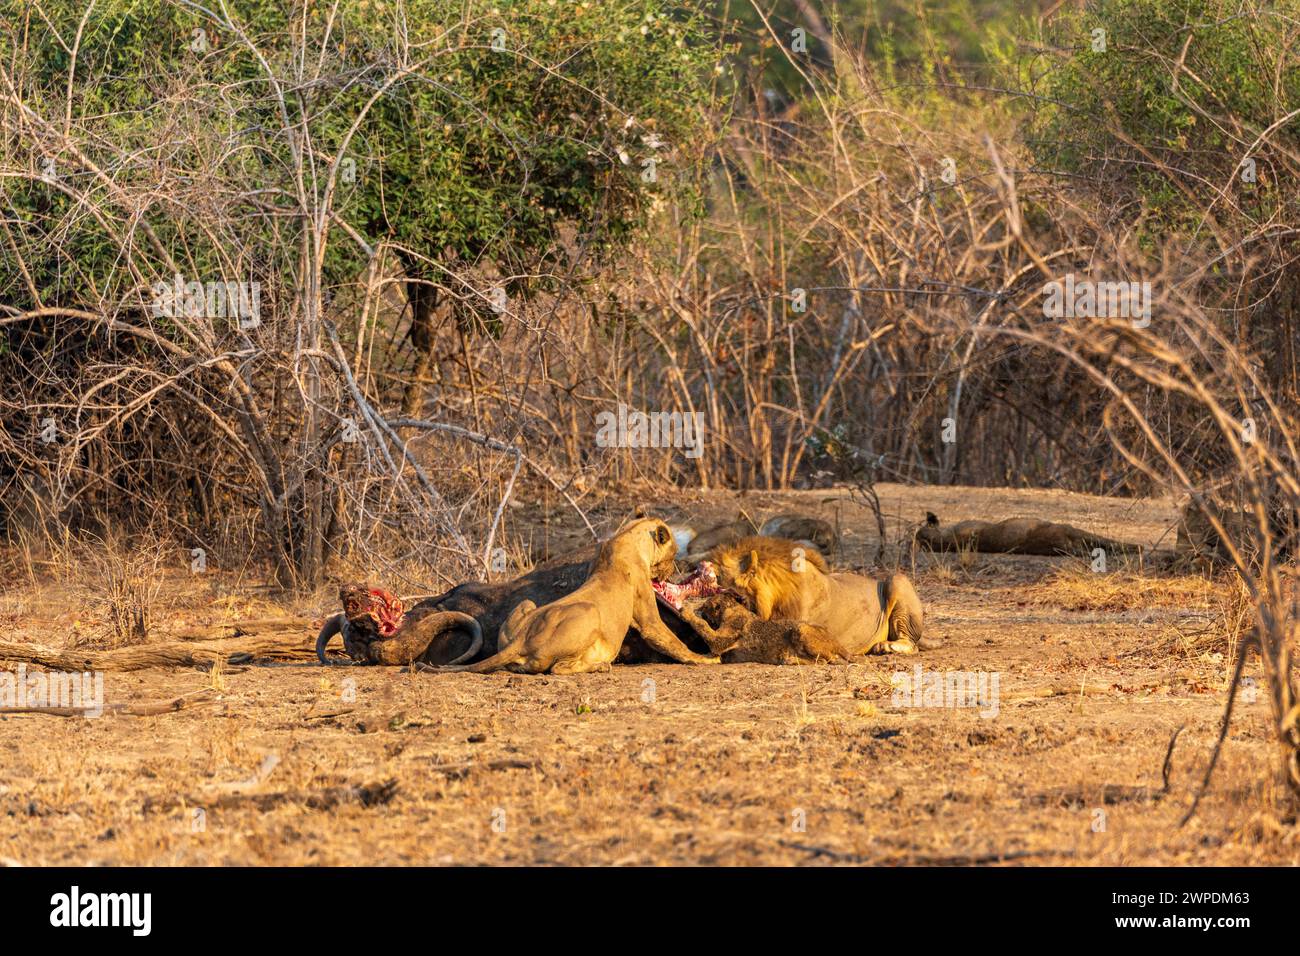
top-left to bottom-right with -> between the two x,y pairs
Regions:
2,0 -> 1297,584
0,0 -> 716,588
1,0 -> 1299,815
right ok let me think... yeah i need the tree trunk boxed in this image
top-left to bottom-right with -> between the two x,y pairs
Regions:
402,272 -> 438,419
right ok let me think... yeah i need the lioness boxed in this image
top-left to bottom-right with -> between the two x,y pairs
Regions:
438,517 -> 720,674
679,512 -> 837,562
681,515 -> 756,562
1175,499 -> 1296,564
758,514 -> 837,557
915,512 -> 1141,557
710,536 -> 931,655
1177,501 -> 1255,563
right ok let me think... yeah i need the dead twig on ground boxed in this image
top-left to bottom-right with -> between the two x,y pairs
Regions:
429,758 -> 542,779
144,779 -> 398,813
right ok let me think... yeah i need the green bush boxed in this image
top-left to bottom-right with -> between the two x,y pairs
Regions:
1028,0 -> 1299,235
0,0 -> 719,317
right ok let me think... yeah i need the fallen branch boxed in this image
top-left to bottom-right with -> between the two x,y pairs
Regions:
429,758 -> 541,779
1005,681 -> 1115,702
0,632 -> 314,671
164,617 -> 316,642
1027,785 -> 1163,808
303,706 -> 357,721
778,840 -> 1077,865
145,779 -> 398,813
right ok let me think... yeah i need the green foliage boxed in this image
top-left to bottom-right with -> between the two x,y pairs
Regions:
1028,0 -> 1300,234
717,0 -> 1027,102
334,0 -> 717,289
0,0 -> 718,318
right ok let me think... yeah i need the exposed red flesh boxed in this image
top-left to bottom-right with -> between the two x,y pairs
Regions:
367,587 -> 405,636
652,561 -> 725,611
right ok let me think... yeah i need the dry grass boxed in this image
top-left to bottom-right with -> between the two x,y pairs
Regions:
918,538 -> 992,584
1031,563 -> 1222,613
0,483 -> 1295,865
71,534 -> 168,649
2,522 -> 76,587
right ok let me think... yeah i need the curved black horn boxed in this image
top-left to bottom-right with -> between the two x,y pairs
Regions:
368,611 -> 483,667
316,614 -> 347,665
443,613 -> 484,666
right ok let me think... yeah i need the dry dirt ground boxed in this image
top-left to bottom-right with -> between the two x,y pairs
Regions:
1,482 -> 1296,865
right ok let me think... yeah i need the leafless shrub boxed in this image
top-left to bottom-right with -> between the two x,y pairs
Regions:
73,533 -> 167,648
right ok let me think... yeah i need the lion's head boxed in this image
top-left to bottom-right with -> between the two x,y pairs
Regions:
603,516 -> 678,582
710,536 -> 828,620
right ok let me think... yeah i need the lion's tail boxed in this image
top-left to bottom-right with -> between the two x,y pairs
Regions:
883,573 -> 941,650
434,639 -> 524,673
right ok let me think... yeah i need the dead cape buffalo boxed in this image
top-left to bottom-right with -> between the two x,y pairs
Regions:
316,552 -> 715,668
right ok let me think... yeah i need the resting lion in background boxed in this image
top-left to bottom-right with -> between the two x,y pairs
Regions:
436,517 -> 719,674
679,515 -> 755,562
677,512 -> 838,562
710,536 -> 933,655
914,512 -> 1142,557
1173,500 -> 1297,563
758,514 -> 837,557
1174,498 -> 1297,564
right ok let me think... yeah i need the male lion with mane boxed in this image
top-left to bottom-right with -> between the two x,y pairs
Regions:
708,536 -> 934,655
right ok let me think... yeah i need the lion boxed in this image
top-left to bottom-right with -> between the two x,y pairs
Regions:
1176,501 -> 1265,563
758,514 -> 837,557
435,517 -> 719,674
709,536 -> 932,655
681,515 -> 756,562
1174,498 -> 1296,564
914,512 -> 1142,557
678,592 -> 850,664
679,512 -> 837,562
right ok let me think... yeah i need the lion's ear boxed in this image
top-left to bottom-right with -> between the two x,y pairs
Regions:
746,549 -> 759,572
634,505 -> 648,519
